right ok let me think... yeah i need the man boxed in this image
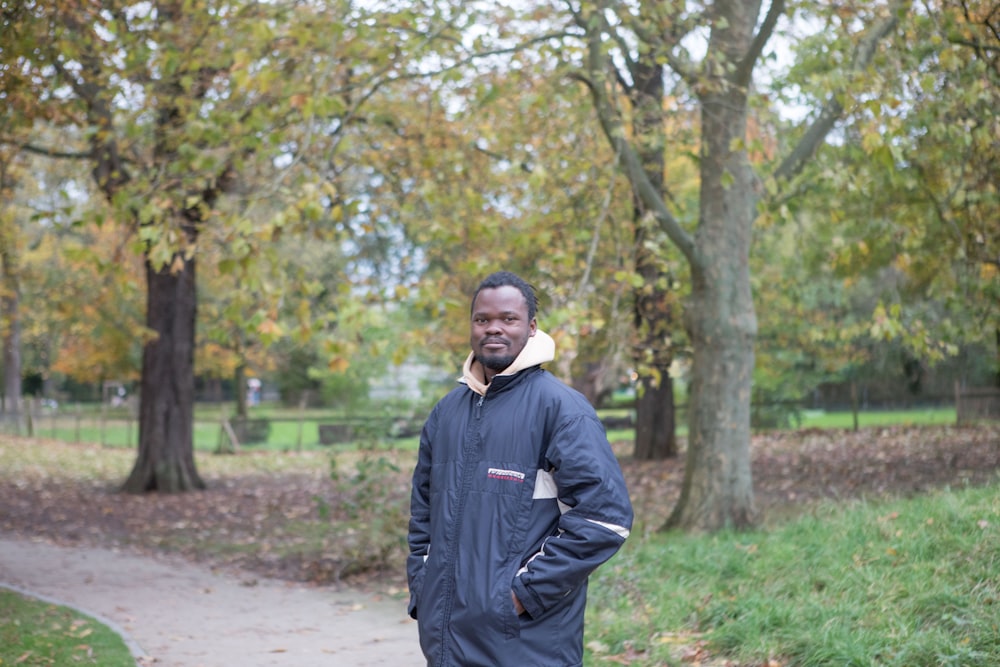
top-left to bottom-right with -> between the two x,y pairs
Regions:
406,271 -> 634,667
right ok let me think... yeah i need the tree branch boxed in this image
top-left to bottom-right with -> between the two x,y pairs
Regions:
573,28 -> 699,268
736,0 -> 784,88
13,142 -> 91,161
773,0 -> 905,184
392,30 -> 574,85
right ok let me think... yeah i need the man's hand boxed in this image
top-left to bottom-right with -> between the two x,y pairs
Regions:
511,591 -> 525,616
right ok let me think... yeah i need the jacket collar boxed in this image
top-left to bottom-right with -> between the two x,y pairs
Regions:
460,330 -> 555,397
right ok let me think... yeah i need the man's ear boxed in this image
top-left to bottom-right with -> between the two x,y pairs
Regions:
529,318 -> 537,336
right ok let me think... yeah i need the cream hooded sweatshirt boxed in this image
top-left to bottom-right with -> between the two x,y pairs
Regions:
459,330 -> 556,397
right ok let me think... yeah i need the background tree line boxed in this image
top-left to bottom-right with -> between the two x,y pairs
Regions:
0,0 -> 996,531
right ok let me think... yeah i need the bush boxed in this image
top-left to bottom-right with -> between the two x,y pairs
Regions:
315,436 -> 410,580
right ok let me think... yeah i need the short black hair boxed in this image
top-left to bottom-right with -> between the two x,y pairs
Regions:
471,271 -> 538,321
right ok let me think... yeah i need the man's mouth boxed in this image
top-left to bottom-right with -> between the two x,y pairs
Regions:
482,339 -> 507,350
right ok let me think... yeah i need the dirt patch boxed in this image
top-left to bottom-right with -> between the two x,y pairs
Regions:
624,424 -> 1000,530
1,424 -> 997,591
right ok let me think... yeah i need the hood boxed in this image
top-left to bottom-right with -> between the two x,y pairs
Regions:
460,329 -> 556,397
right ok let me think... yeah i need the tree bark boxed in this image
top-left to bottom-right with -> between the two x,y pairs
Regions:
665,42 -> 759,530
0,156 -> 23,429
995,326 -> 999,388
235,363 -> 248,419
0,225 -> 23,430
633,376 -> 676,460
630,55 -> 679,460
122,247 -> 204,493
1,282 -> 22,426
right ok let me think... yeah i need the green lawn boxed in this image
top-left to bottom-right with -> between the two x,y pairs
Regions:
586,483 -> 1000,666
0,589 -> 136,667
22,404 -> 420,452
799,406 -> 956,429
18,404 -> 961,452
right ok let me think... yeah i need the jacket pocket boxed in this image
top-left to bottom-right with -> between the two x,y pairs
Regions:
407,563 -> 426,620
497,562 -> 523,640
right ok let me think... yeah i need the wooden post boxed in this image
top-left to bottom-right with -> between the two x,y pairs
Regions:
219,418 -> 241,454
850,381 -> 859,432
296,391 -> 309,452
26,398 -> 34,438
100,399 -> 107,447
954,381 -> 962,426
216,406 -> 241,454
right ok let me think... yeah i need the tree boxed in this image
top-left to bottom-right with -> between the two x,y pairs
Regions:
0,151 -> 24,427
841,0 -> 1000,380
752,0 -> 999,406
561,0 -> 904,530
625,43 -> 678,460
1,0 -> 448,490
0,54 -> 37,427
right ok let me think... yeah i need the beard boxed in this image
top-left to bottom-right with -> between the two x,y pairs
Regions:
475,352 -> 516,372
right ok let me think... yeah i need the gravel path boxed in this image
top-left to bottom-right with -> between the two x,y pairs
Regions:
0,536 -> 421,666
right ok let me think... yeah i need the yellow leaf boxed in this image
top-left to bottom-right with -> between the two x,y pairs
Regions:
328,357 -> 350,373
257,319 -> 283,337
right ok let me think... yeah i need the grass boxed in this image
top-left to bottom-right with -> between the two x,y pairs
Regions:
19,404 -> 422,452
585,483 -> 1000,666
0,589 -> 136,667
15,404 -> 961,453
798,407 -> 956,430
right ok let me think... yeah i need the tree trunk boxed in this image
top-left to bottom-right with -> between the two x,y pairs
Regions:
995,326 -> 999,388
665,78 -> 758,531
571,360 -> 612,408
0,228 -> 22,431
633,375 -> 676,460
235,363 -> 248,419
630,56 -> 679,460
122,249 -> 204,493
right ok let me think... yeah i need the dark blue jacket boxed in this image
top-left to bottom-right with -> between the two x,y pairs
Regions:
407,361 -> 633,667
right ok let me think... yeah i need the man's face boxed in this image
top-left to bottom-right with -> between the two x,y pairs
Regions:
470,285 -> 537,376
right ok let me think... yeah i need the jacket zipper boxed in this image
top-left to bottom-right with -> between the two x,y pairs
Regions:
439,389 -> 487,664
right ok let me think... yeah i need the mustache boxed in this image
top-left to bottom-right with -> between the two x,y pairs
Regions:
480,337 -> 509,346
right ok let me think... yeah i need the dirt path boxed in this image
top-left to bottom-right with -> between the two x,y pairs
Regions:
0,536 -> 421,667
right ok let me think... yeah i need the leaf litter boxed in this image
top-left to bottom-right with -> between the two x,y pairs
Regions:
0,424 -> 997,593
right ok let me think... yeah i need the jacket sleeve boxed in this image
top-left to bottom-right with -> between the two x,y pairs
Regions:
406,409 -> 436,620
511,412 -> 633,619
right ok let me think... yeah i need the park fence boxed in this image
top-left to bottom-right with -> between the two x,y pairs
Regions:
4,386 -> 999,450
0,401 -> 423,451
956,384 -> 1000,425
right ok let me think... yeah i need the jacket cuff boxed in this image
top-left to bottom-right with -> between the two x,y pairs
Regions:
511,576 -> 542,619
